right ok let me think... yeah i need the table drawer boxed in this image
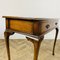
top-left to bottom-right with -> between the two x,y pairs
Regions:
8,20 -> 34,34
39,20 -> 58,34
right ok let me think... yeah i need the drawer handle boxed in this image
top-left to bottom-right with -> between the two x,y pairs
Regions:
55,22 -> 58,25
46,24 -> 50,29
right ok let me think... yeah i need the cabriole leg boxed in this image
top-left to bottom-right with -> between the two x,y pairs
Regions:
4,31 -> 14,60
26,36 -> 44,60
52,28 -> 59,55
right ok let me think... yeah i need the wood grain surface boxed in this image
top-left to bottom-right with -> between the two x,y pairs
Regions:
10,20 -> 33,34
0,39 -> 60,60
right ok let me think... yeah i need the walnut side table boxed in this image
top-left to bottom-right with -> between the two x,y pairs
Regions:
3,16 -> 59,60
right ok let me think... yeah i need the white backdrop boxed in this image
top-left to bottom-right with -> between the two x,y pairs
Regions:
0,0 -> 60,39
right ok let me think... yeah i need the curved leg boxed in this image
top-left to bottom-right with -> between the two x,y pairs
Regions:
52,28 -> 59,55
4,31 -> 14,60
26,36 -> 44,60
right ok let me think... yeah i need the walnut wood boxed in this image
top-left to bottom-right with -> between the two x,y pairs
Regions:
5,19 -> 58,36
26,36 -> 44,60
3,16 -> 58,21
10,20 -> 33,34
39,20 -> 58,34
3,16 -> 59,60
52,28 -> 59,55
4,31 -> 14,60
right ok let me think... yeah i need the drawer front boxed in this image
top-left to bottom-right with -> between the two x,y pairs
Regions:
39,20 -> 58,34
8,20 -> 33,34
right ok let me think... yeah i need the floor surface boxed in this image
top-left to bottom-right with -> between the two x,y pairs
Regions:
0,39 -> 60,60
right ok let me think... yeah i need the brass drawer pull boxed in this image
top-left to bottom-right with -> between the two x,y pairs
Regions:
46,24 -> 50,29
55,22 -> 58,25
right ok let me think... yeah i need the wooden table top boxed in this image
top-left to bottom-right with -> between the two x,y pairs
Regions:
3,16 -> 59,60
3,16 -> 58,21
